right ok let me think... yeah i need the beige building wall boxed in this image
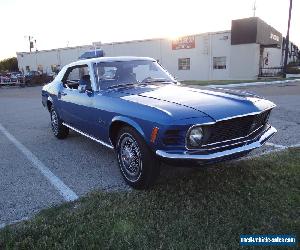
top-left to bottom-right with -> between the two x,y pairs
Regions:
229,44 -> 260,80
263,47 -> 283,68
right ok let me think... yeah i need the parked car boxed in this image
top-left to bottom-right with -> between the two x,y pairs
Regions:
9,72 -> 22,82
42,57 -> 277,189
0,74 -> 11,84
24,71 -> 40,83
16,72 -> 24,82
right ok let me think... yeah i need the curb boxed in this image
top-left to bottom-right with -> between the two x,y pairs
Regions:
242,143 -> 300,161
207,78 -> 300,88
0,216 -> 29,230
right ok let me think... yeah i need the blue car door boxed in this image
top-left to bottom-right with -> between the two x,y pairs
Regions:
59,88 -> 95,132
58,65 -> 95,135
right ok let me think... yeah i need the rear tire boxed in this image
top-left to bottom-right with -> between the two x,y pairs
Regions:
50,106 -> 69,139
116,126 -> 160,189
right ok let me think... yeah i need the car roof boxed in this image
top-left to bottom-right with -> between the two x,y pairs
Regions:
67,56 -> 156,67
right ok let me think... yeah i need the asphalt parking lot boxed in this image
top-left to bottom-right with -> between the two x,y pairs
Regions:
0,81 -> 300,227
234,81 -> 300,148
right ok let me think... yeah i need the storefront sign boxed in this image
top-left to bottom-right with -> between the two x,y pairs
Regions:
172,36 -> 195,50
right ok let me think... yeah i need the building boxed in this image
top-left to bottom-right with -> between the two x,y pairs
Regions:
16,17 -> 299,81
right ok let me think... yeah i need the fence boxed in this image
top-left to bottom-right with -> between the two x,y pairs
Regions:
258,67 -> 283,77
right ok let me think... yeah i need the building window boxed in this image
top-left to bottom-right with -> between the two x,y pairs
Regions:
51,64 -> 61,74
37,65 -> 43,73
178,58 -> 190,70
25,66 -> 30,72
213,57 -> 226,69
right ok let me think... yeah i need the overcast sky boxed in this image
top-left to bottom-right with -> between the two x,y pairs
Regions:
0,0 -> 299,60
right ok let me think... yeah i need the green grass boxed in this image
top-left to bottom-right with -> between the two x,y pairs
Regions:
181,77 -> 298,86
0,148 -> 299,249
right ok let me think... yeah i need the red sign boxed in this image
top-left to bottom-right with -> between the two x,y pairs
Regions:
172,36 -> 195,50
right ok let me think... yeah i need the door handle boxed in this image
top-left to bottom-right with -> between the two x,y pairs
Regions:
59,92 -> 67,96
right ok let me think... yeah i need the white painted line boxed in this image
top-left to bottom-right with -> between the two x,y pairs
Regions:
289,143 -> 300,148
265,142 -> 287,149
0,216 -> 29,230
207,78 -> 300,88
0,123 -> 78,202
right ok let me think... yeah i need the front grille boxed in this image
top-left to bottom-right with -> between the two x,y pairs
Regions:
163,130 -> 183,145
203,110 -> 270,145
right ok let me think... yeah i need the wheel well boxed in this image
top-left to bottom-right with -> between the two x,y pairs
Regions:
109,121 -> 132,147
109,121 -> 139,147
46,100 -> 52,112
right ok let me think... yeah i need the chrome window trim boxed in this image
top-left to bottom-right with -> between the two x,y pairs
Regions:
185,107 -> 275,150
62,123 -> 114,149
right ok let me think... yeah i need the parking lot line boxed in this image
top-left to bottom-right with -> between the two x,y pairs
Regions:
0,216 -> 29,230
265,142 -> 287,149
0,123 -> 78,202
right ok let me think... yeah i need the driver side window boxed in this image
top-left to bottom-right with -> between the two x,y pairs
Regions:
63,65 -> 91,90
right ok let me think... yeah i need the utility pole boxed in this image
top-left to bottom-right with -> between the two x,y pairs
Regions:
283,0 -> 293,78
29,36 -> 33,52
25,36 -> 35,52
253,0 -> 257,17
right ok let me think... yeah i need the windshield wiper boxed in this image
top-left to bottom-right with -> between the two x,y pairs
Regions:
106,83 -> 137,90
106,79 -> 177,90
141,78 -> 176,84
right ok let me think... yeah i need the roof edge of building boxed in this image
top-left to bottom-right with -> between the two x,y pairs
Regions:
16,30 -> 231,55
16,44 -> 92,55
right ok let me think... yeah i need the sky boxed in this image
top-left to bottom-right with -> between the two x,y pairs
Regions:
0,0 -> 299,60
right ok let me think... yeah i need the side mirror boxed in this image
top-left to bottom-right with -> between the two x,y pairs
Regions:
78,85 -> 86,93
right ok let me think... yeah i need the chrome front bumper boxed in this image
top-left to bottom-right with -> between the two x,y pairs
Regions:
156,126 -> 277,161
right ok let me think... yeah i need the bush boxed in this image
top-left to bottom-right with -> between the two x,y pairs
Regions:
287,61 -> 299,67
26,74 -> 53,86
286,66 -> 300,74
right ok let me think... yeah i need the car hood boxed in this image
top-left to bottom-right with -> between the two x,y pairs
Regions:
119,84 -> 275,121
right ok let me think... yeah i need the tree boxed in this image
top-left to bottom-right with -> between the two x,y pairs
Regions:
0,57 -> 19,72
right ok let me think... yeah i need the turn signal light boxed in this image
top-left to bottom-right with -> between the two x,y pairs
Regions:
150,127 -> 159,143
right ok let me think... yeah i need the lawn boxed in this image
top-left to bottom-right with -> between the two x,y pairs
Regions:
0,148 -> 299,249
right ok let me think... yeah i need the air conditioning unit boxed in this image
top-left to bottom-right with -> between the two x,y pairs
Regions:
79,49 -> 105,59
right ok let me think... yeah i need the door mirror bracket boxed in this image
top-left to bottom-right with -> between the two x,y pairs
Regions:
78,85 -> 86,93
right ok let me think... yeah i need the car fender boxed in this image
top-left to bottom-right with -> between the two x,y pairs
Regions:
46,95 -> 54,111
110,116 -> 146,140
47,95 -> 53,103
42,90 -> 53,110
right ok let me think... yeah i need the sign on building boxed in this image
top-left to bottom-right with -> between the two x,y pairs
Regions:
172,36 -> 195,50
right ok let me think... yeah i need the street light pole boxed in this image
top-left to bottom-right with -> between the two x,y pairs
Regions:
28,36 -> 31,52
283,0 -> 293,78
25,35 -> 35,53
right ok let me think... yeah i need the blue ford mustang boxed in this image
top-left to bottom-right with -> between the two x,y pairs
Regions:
42,56 -> 277,189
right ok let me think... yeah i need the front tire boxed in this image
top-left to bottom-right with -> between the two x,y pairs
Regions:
50,106 -> 69,139
116,127 -> 160,189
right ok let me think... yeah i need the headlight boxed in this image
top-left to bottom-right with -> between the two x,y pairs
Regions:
187,126 -> 203,147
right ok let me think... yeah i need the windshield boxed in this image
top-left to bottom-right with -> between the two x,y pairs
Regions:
93,60 -> 175,90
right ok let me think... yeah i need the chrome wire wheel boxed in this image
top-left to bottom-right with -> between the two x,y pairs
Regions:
51,110 -> 59,136
118,133 -> 143,182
